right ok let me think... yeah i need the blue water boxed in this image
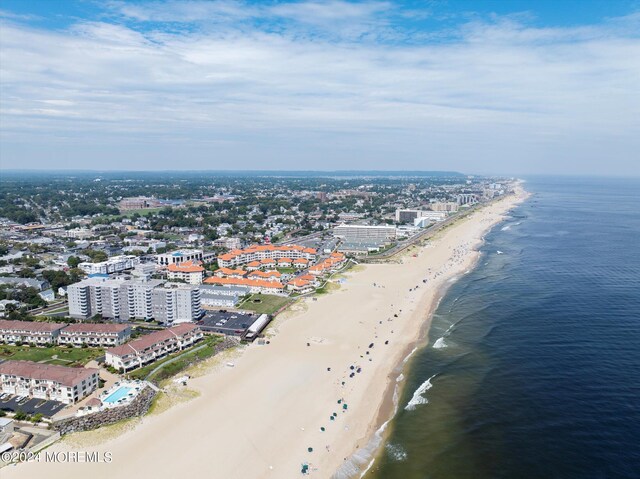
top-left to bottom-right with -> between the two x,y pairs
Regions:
103,386 -> 132,404
369,177 -> 640,479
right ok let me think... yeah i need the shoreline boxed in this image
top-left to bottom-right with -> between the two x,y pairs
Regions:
4,187 -> 528,479
339,213 -> 512,479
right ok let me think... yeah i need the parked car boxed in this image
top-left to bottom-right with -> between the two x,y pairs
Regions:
14,395 -> 25,402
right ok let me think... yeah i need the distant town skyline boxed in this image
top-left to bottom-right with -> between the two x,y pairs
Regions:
1,0 -> 639,175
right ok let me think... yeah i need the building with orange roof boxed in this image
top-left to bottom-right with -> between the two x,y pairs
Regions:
247,270 -> 282,282
217,244 -> 317,268
213,267 -> 247,279
292,258 -> 310,269
287,278 -> 314,293
204,276 -> 286,295
245,261 -> 262,271
167,260 -> 205,285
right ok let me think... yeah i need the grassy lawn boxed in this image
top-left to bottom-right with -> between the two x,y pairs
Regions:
238,294 -> 291,315
0,345 -> 103,366
276,267 -> 297,274
129,336 -> 223,382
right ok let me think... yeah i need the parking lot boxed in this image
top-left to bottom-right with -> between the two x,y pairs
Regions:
0,393 -> 67,417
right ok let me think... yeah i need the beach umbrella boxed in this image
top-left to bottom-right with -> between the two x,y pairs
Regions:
308,447 -> 313,452
320,427 -> 325,432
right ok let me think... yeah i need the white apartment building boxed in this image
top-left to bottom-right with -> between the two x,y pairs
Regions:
212,237 -> 242,250
58,323 -> 132,347
67,277 -> 202,322
0,360 -> 99,404
78,255 -> 140,275
0,320 -> 66,345
430,202 -> 459,213
333,224 -> 397,243
152,283 -> 202,325
156,249 -> 203,266
105,324 -> 203,372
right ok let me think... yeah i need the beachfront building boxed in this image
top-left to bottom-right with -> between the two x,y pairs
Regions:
0,320 -> 67,345
0,360 -> 99,404
151,283 -> 202,325
58,323 -> 132,347
166,260 -> 205,285
199,284 -> 247,308
457,194 -> 478,205
286,274 -> 319,294
78,255 -> 140,275
395,209 -> 449,224
333,224 -> 397,242
307,252 -> 348,276
430,202 -> 459,213
217,244 -> 317,268
203,276 -> 286,295
67,277 -> 202,323
104,324 -> 203,372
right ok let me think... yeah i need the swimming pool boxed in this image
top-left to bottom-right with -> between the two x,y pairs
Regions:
103,386 -> 132,404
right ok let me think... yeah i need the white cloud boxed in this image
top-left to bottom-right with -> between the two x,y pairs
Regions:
0,6 -> 639,174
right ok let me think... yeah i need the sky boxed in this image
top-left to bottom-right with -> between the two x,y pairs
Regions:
0,0 -> 639,175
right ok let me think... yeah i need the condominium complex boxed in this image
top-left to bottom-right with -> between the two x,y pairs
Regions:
430,202 -> 459,213
217,244 -> 317,268
395,209 -> 448,224
199,284 -> 248,308
203,276 -> 286,295
0,319 -> 66,345
105,323 -> 203,372
166,260 -> 205,284
0,320 -> 131,347
212,237 -> 242,250
67,277 -> 202,324
78,255 -> 140,275
457,194 -> 478,205
58,323 -> 132,347
333,224 -> 397,242
0,360 -> 99,404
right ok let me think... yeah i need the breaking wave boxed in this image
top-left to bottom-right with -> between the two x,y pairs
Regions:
433,337 -> 447,349
405,374 -> 437,411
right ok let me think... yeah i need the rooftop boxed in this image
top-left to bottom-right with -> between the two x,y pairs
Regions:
0,360 -> 98,387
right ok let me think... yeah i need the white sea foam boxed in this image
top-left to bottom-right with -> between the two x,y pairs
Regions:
396,373 -> 405,382
405,374 -> 437,411
433,337 -> 447,349
385,443 -> 408,462
501,225 -> 511,231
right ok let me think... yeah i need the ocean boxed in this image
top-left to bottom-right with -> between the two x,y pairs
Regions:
367,177 -> 640,479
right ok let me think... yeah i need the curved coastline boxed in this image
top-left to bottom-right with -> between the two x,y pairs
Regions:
3,187 -> 528,479
335,198 -> 525,479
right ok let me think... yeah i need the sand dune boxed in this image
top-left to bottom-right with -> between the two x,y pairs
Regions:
5,188 -> 527,479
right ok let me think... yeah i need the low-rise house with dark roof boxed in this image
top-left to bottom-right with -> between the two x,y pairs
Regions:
0,360 -> 99,404
0,320 -> 67,345
104,324 -> 203,372
58,323 -> 132,347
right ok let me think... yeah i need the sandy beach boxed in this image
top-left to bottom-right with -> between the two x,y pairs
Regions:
4,187 -> 527,479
